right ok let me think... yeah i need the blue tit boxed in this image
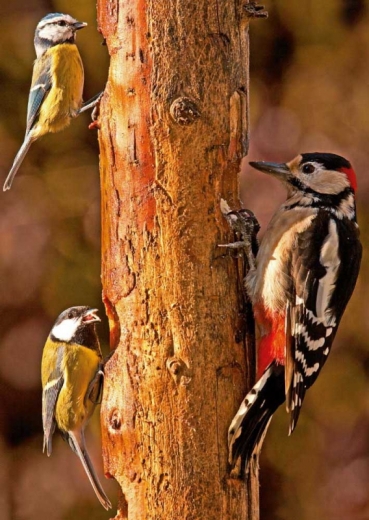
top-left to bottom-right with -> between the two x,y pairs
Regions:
4,13 -> 100,191
41,306 -> 112,510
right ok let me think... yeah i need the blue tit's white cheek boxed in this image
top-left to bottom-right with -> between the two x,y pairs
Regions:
38,25 -> 74,44
52,318 -> 79,342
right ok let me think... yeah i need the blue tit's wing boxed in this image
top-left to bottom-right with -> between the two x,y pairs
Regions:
42,345 -> 64,456
26,53 -> 52,135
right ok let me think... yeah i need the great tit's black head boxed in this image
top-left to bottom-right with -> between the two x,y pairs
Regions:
50,306 -> 101,348
35,13 -> 87,58
250,152 -> 357,196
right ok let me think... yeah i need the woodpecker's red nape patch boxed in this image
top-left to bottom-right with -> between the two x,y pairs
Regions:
340,166 -> 357,192
254,304 -> 286,378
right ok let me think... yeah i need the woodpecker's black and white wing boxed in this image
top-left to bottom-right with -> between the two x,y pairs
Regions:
42,345 -> 64,456
26,54 -> 52,135
286,211 -> 362,433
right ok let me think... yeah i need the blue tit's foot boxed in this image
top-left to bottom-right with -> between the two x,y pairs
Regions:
243,2 -> 268,19
79,91 -> 104,115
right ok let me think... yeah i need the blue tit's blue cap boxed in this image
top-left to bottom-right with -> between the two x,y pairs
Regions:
37,13 -> 82,27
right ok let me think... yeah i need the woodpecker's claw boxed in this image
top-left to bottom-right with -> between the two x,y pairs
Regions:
219,199 -> 260,270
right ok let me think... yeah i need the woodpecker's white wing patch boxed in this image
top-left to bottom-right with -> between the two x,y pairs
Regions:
285,215 -> 345,433
316,219 -> 340,324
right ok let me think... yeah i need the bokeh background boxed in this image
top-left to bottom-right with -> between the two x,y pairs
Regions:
0,0 -> 368,519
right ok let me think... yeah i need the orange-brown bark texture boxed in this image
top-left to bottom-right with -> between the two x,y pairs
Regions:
97,0 -> 257,518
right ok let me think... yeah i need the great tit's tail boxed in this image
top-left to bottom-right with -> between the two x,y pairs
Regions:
228,362 -> 285,477
3,134 -> 35,191
68,431 -> 112,511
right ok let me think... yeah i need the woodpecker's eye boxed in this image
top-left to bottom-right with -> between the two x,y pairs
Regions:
58,20 -> 67,26
302,163 -> 315,174
67,310 -> 75,319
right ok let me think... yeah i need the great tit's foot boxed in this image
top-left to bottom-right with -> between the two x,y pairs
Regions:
86,368 -> 104,405
219,199 -> 260,270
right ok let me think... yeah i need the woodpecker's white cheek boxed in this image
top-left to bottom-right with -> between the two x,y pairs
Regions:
52,318 -> 79,342
304,170 -> 350,195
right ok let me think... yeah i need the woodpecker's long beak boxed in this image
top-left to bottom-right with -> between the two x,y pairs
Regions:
73,21 -> 87,31
249,161 -> 291,180
82,309 -> 101,324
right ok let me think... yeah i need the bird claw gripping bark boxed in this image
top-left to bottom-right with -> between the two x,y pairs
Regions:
243,2 -> 268,19
219,199 -> 260,271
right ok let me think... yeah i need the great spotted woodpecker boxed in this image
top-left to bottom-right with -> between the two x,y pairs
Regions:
228,152 -> 362,474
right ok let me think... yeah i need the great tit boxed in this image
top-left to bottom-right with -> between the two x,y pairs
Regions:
3,13 -> 100,191
41,306 -> 112,510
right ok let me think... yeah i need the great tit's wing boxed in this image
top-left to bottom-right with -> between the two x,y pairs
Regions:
42,345 -> 64,456
285,212 -> 361,434
26,54 -> 52,135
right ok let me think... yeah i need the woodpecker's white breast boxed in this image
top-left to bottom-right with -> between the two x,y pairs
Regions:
246,206 -> 317,313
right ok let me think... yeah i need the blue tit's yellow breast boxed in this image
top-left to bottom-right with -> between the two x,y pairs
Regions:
55,344 -> 100,433
34,43 -> 84,137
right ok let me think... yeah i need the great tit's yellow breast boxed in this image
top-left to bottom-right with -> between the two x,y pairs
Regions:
33,44 -> 84,137
55,343 -> 100,432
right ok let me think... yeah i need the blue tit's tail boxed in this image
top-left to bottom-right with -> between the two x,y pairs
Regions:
68,431 -> 112,510
228,362 -> 285,477
3,134 -> 35,191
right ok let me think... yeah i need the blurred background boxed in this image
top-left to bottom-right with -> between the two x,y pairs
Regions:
245,1 -> 369,520
0,0 -> 368,519
0,1 -> 114,518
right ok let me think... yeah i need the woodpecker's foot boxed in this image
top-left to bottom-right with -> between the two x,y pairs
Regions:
219,199 -> 260,270
243,2 -> 268,19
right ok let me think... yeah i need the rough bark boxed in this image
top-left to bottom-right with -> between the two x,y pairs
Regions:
97,0 -> 258,518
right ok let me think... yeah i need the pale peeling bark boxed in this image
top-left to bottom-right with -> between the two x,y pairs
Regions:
97,0 -> 258,518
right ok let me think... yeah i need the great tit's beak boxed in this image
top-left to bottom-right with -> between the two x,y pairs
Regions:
82,309 -> 101,324
73,21 -> 87,31
249,161 -> 291,180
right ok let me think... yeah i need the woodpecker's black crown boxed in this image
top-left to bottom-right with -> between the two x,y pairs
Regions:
300,152 -> 351,171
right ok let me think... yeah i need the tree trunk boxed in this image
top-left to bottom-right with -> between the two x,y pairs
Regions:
97,0 -> 258,518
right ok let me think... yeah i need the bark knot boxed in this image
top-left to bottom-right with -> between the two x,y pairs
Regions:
170,97 -> 201,126
166,356 -> 192,386
109,408 -> 122,431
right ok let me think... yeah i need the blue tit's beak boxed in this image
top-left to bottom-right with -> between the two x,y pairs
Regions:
249,161 -> 291,180
73,21 -> 87,31
82,309 -> 101,324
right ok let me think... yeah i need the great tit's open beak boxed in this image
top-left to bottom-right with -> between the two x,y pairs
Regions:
249,161 -> 291,179
82,309 -> 101,324
74,21 -> 87,31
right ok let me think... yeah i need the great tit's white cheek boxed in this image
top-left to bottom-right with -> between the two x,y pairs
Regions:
52,318 -> 79,342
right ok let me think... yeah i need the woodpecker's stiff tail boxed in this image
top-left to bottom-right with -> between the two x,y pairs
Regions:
228,362 -> 285,474
3,135 -> 35,191
68,431 -> 112,511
